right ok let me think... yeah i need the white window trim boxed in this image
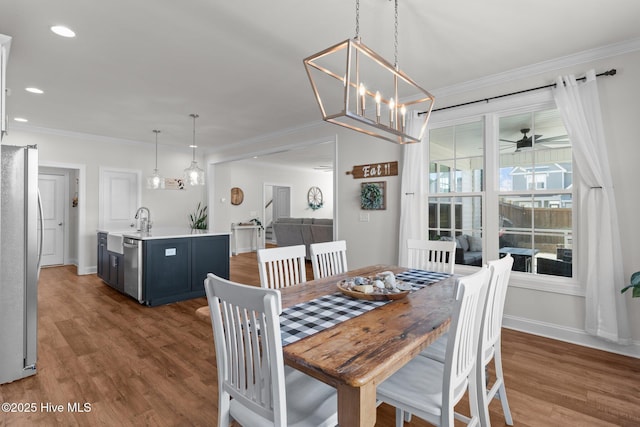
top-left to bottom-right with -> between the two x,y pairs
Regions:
427,90 -> 582,296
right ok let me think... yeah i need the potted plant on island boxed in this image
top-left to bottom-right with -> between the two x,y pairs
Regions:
189,202 -> 208,231
621,271 -> 640,298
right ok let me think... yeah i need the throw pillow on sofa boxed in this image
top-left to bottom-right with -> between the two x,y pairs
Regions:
468,235 -> 482,252
456,235 -> 469,252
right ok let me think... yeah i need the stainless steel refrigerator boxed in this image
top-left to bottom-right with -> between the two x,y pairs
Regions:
0,144 -> 42,384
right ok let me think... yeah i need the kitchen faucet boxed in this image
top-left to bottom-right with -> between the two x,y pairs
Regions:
135,207 -> 152,233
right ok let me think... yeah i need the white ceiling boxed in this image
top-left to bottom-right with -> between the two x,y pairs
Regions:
236,141 -> 335,173
2,0 -> 640,161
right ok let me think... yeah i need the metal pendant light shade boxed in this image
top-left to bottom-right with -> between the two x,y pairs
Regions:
303,0 -> 434,144
184,113 -> 205,186
147,129 -> 165,189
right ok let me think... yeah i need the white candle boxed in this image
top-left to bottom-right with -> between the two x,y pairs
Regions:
401,105 -> 406,130
375,91 -> 381,121
359,83 -> 366,115
389,97 -> 395,124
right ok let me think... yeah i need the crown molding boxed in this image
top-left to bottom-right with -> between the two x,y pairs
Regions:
9,122 -> 145,146
10,118 -> 329,156
432,37 -> 640,99
7,122 -> 193,153
208,119 -> 327,154
208,134 -> 336,165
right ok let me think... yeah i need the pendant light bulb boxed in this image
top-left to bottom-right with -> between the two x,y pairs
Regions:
147,129 -> 165,189
184,114 -> 205,186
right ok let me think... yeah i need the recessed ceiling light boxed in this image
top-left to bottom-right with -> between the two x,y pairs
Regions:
25,87 -> 44,94
50,25 -> 76,38
189,145 -> 198,148
14,117 -> 28,122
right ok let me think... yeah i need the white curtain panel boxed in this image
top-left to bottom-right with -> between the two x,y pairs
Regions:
398,111 -> 425,266
553,70 -> 630,344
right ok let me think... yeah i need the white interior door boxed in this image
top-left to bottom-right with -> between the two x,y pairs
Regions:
38,173 -> 66,266
99,168 -> 140,230
272,186 -> 291,219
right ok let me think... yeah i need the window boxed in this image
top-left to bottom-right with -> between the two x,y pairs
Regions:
427,107 -> 573,279
525,173 -> 547,190
498,109 -> 572,277
428,120 -> 485,267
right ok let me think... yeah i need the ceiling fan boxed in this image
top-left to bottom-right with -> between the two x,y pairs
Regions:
500,128 -> 569,151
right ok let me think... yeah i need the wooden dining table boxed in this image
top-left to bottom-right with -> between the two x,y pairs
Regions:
281,264 -> 455,427
196,264 -> 456,427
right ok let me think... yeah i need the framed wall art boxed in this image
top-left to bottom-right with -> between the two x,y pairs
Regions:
165,178 -> 185,190
360,181 -> 386,210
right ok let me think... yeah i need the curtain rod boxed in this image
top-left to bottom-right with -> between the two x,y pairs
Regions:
418,68 -> 617,115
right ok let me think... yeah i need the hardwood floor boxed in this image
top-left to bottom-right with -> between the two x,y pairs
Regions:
1,252 -> 638,426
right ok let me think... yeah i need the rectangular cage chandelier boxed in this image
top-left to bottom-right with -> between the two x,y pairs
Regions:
303,0 -> 435,144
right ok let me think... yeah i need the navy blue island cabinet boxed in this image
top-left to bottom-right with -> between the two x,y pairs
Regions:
143,234 -> 229,306
97,232 -> 125,293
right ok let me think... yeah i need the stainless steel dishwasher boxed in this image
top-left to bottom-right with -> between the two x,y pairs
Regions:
123,237 -> 143,303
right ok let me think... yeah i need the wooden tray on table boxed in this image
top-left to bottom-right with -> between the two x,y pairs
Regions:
337,279 -> 410,301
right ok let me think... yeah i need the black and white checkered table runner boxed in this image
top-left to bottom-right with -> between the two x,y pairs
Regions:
395,269 -> 452,288
280,269 -> 452,346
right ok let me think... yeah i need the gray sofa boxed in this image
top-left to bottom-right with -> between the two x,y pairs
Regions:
272,217 -> 333,259
440,234 -> 483,266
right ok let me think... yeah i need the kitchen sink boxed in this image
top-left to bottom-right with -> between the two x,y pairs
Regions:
106,232 -> 125,254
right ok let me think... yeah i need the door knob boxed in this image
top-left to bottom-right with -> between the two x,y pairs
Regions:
58,222 -> 63,226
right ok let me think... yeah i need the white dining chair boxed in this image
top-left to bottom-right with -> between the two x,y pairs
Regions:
477,253 -> 514,426
257,245 -> 307,289
309,240 -> 348,279
376,267 -> 491,427
420,253 -> 515,426
204,273 -> 337,427
406,239 -> 456,274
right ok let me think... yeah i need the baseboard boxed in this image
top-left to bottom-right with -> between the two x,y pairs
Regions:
502,314 -> 640,359
78,265 -> 97,275
234,246 -> 261,254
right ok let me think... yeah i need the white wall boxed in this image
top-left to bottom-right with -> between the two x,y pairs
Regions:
2,129 -> 206,274
212,158 -> 334,252
336,135 -> 402,267
207,129 -> 402,268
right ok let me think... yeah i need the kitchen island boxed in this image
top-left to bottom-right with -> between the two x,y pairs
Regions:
97,228 -> 229,306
